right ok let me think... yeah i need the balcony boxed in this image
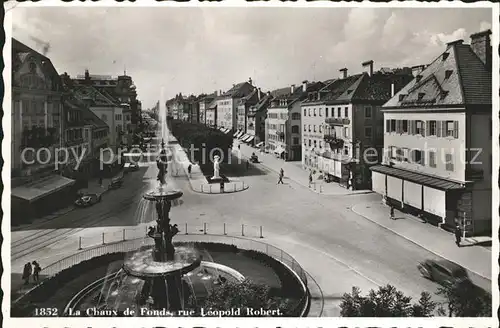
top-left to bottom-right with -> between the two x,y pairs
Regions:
323,135 -> 344,149
276,131 -> 285,139
325,118 -> 350,126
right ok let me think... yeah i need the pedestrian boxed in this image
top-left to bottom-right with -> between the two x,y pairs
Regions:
308,172 -> 313,188
455,224 -> 462,247
188,164 -> 192,177
22,262 -> 32,285
390,206 -> 395,220
220,181 -> 225,193
98,176 -> 103,187
32,261 -> 41,283
238,144 -> 241,150
280,168 -> 284,177
277,172 -> 284,184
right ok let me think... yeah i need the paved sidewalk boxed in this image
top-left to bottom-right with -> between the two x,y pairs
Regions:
234,141 -> 372,196
351,200 -> 492,280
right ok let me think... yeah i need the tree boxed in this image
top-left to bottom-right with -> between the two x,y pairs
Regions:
340,285 -> 436,317
198,279 -> 293,317
436,281 -> 491,317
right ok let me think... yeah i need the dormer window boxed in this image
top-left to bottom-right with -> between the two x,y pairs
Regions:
29,62 -> 37,73
416,75 -> 423,83
399,94 -> 406,102
418,93 -> 425,101
442,52 -> 449,61
445,70 -> 453,79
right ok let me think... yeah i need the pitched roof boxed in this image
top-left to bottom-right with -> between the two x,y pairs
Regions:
12,38 -> 61,85
74,86 -> 118,107
81,106 -> 108,129
249,94 -> 273,114
221,81 -> 253,98
384,39 -> 491,108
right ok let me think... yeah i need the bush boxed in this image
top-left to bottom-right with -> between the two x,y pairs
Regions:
436,281 -> 491,317
340,285 -> 436,317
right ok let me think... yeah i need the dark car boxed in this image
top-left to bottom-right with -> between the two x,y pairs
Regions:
125,162 -> 139,172
418,259 -> 470,287
75,193 -> 102,208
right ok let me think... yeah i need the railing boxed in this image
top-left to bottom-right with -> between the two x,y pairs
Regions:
76,221 -> 265,250
22,234 -> 322,316
196,181 -> 248,193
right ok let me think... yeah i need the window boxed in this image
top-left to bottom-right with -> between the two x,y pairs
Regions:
428,120 -> 437,136
304,125 -> 307,131
364,106 -> 372,118
319,109 -> 322,117
308,109 -> 311,116
344,107 -> 348,117
101,114 -> 107,121
319,125 -> 322,133
390,119 -> 396,132
445,154 -> 454,171
429,151 -> 437,168
344,146 -> 349,155
313,140 -> 317,148
313,109 -> 316,117
292,125 -> 299,133
325,108 -> 328,117
319,141 -> 322,148
338,108 -> 341,117
292,113 -> 300,120
293,137 -> 299,145
446,121 -> 455,137
415,120 -> 423,135
343,127 -> 349,138
402,120 -> 408,133
331,108 -> 335,117
411,149 -> 424,165
313,125 -> 316,132
308,125 -> 311,132
29,62 -> 37,73
304,109 -> 307,116
365,127 -> 372,137
308,140 -> 312,146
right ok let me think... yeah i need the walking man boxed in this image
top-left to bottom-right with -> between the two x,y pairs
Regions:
308,172 -> 313,188
187,164 -> 192,177
455,224 -> 462,247
32,261 -> 41,283
390,206 -> 395,220
280,168 -> 284,178
22,262 -> 32,285
277,172 -> 284,184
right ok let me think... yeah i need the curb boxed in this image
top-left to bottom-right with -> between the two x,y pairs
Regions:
350,202 -> 491,281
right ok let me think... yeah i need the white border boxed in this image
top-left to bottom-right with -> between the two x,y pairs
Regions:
3,1 -> 498,328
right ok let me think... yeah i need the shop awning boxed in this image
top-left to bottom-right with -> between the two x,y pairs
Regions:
370,165 -> 465,191
236,131 -> 244,138
255,141 -> 264,148
242,135 -> 252,142
233,131 -> 239,137
223,128 -> 232,134
274,146 -> 285,155
239,134 -> 248,140
12,175 -> 76,203
245,136 -> 255,143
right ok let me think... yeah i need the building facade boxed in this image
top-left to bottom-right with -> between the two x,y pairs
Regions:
247,92 -> 274,146
370,30 -> 492,236
266,81 -> 324,161
216,79 -> 255,131
205,99 -> 218,128
236,88 -> 259,133
302,63 -> 413,189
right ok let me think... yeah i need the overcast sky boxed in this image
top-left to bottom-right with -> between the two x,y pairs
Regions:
12,6 -> 492,109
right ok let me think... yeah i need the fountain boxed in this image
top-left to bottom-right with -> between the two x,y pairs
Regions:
123,138 -> 201,312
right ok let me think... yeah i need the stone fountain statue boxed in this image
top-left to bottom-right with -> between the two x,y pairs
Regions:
212,155 -> 221,180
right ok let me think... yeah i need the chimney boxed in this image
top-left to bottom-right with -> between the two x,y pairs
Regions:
258,88 -> 261,100
362,60 -> 374,77
470,29 -> 492,69
391,83 -> 395,97
446,39 -> 464,47
302,80 -> 308,92
339,68 -> 348,79
291,84 -> 295,93
248,77 -> 253,85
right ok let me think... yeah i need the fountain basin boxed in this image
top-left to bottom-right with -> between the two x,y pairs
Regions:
143,188 -> 183,201
123,246 -> 201,278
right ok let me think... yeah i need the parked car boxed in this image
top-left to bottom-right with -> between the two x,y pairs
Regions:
109,176 -> 124,189
125,162 -> 139,172
75,193 -> 102,208
417,259 -> 470,287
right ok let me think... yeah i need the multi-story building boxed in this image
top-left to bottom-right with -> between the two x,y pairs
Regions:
236,88 -> 260,133
266,81 -> 324,161
216,78 -> 255,131
71,70 -> 141,131
73,85 -> 125,152
11,38 -> 76,222
370,30 -> 492,236
205,99 -> 218,128
81,106 -> 109,176
198,92 -> 217,125
246,91 -> 275,147
302,62 -> 413,189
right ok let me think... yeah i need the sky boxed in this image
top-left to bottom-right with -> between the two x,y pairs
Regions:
12,6 -> 492,109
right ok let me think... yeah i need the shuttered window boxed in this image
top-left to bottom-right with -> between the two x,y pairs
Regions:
453,121 -> 459,138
